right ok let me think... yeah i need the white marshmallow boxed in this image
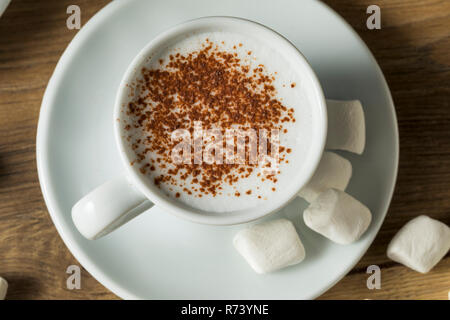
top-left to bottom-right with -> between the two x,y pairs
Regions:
233,219 -> 305,274
326,99 -> 366,154
387,215 -> 450,273
298,151 -> 352,203
303,189 -> 372,244
0,277 -> 7,300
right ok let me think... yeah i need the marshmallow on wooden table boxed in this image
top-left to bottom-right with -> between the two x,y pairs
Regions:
233,219 -> 305,274
0,277 -> 7,300
303,189 -> 372,244
298,151 -> 352,203
387,215 -> 450,273
326,99 -> 366,154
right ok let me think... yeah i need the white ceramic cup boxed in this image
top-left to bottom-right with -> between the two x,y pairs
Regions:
72,16 -> 327,240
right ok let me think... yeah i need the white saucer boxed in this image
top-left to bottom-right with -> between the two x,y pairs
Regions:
0,0 -> 10,18
37,0 -> 398,299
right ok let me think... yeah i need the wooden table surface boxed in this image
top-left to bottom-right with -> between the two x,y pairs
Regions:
0,0 -> 448,300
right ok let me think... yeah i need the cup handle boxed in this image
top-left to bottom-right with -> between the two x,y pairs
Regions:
72,174 -> 154,240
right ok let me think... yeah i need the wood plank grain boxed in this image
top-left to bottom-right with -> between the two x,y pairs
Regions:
0,0 -> 448,299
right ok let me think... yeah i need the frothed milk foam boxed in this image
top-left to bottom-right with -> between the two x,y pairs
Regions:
121,31 -> 315,213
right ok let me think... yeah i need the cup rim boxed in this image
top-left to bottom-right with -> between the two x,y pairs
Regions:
113,16 -> 327,225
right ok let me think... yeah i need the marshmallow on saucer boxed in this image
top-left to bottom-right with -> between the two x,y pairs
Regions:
326,99 -> 366,154
233,219 -> 305,274
387,215 -> 450,273
303,189 -> 372,244
298,151 -> 352,203
0,277 -> 7,300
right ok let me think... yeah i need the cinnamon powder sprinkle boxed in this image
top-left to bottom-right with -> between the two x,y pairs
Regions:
124,39 -> 296,198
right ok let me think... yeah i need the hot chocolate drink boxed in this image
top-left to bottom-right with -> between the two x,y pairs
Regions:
120,31 -> 314,213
